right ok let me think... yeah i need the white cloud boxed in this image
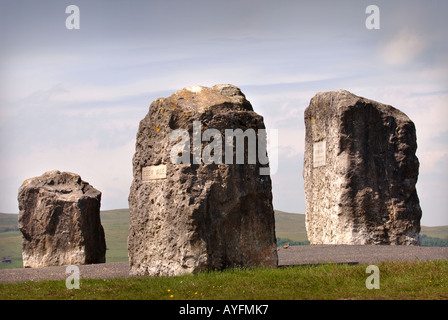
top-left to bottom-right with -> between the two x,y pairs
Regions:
378,29 -> 428,66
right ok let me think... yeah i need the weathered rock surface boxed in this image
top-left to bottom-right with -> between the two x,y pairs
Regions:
128,84 -> 277,277
18,170 -> 106,268
304,90 -> 421,245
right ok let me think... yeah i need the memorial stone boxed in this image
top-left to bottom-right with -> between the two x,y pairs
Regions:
304,90 -> 422,245
128,84 -> 278,277
18,170 -> 106,267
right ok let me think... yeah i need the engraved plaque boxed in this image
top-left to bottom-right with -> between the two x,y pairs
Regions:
313,141 -> 326,168
142,165 -> 167,181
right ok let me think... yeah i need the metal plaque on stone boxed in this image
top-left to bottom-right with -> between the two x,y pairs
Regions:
142,165 -> 167,181
313,141 -> 326,168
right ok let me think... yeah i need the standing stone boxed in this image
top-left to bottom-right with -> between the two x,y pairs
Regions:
304,90 -> 421,245
128,84 -> 277,277
18,170 -> 106,268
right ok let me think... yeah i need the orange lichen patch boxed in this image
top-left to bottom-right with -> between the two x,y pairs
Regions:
156,125 -> 160,132
167,100 -> 180,110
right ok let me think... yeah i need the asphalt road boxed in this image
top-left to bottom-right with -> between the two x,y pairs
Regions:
1,245 -> 447,283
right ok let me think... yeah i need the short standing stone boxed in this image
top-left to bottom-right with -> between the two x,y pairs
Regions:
128,84 -> 278,277
18,170 -> 106,267
304,90 -> 422,245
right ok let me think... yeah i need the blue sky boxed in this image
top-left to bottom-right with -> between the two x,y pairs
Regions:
1,0 -> 447,226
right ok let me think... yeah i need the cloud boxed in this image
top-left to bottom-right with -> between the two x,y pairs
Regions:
378,29 -> 428,66
20,83 -> 69,106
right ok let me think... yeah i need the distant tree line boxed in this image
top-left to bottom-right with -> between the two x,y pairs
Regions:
0,226 -> 19,233
420,234 -> 448,247
277,235 -> 448,247
276,238 -> 310,247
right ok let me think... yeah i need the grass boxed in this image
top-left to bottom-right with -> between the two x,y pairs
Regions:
1,261 -> 447,300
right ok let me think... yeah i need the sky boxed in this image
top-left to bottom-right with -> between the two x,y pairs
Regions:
0,0 -> 447,226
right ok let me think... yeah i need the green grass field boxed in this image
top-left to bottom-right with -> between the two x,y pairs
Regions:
1,261 -> 447,300
1,209 -> 447,269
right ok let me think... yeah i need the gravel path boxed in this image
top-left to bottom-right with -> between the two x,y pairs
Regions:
278,245 -> 448,266
1,245 -> 447,284
0,262 -> 130,284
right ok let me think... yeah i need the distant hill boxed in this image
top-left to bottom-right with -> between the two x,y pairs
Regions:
99,209 -> 130,263
0,213 -> 22,268
420,225 -> 448,239
274,210 -> 307,242
0,212 -> 19,233
1,209 -> 447,269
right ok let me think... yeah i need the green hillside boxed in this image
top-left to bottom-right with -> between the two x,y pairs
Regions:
274,210 -> 307,242
0,213 -> 22,269
420,225 -> 448,240
1,209 -> 447,269
100,209 -> 130,263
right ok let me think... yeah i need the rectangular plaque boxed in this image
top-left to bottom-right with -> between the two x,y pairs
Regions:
142,165 -> 167,181
313,141 -> 326,168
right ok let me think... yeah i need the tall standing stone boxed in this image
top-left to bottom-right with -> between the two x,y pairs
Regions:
304,90 -> 421,245
128,84 -> 277,277
18,170 -> 106,267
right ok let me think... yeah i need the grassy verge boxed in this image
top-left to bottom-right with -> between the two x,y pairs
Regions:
1,260 -> 447,300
